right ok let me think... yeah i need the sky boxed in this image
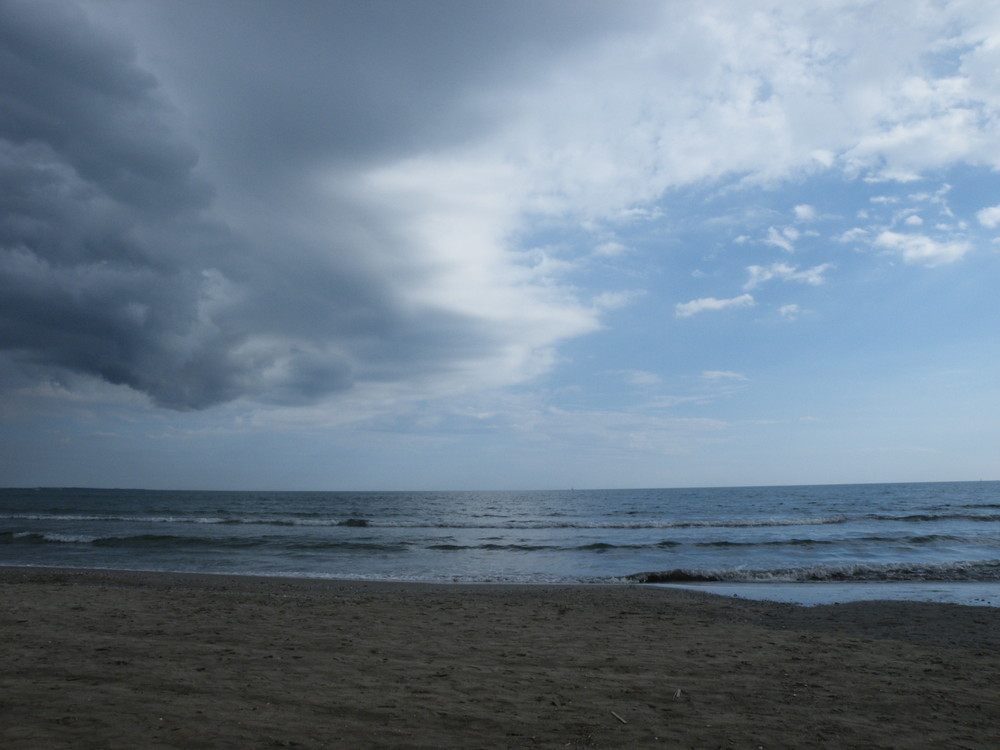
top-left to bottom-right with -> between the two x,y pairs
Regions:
1,0 -> 999,491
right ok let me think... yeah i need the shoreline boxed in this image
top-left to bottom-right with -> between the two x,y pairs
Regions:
4,561 -> 1000,608
3,566 -> 1000,748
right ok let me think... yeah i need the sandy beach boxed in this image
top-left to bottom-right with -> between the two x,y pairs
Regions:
2,567 -> 998,749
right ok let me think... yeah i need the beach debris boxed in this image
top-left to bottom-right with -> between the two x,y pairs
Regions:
610,710 -> 627,724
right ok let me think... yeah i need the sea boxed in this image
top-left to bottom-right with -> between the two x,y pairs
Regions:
2,481 -> 999,607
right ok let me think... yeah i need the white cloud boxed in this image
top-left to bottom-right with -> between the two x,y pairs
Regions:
811,150 -> 835,168
794,204 -> 817,221
779,303 -> 805,320
472,2 -> 1000,227
591,290 -> 642,311
701,370 -> 748,382
744,262 -> 834,290
846,109 -> 989,183
977,205 -> 1000,228
615,370 -> 662,387
594,240 -> 630,257
873,231 -> 972,267
764,226 -> 800,252
612,206 -> 664,222
837,227 -> 869,243
675,294 -> 755,318
904,214 -> 924,226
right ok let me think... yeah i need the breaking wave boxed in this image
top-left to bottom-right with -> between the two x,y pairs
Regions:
627,559 -> 1000,584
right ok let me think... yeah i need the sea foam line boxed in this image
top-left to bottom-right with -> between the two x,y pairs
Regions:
627,559 -> 1000,584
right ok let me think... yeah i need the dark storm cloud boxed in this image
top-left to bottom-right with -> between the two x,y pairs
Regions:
0,0 -> 374,408
133,0 -> 643,181
0,0 -> 645,410
0,0 -> 207,213
0,0 -> 226,408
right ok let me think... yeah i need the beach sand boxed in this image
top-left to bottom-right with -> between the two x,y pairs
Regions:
2,567 -> 998,749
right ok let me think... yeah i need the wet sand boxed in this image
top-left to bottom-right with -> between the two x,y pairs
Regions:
2,566 -> 998,748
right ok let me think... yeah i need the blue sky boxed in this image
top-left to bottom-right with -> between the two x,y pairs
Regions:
1,0 -> 998,489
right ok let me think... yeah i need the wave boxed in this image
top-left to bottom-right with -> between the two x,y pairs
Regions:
417,516 -> 849,530
426,540 -> 684,553
0,531 -> 405,552
3,526 -> 990,557
0,513 -> 372,527
695,533 -> 979,548
626,559 -> 1000,584
4,531 -> 101,544
422,533 -> 983,553
5,510 -> 998,529
2,531 -> 269,548
868,513 -> 1000,523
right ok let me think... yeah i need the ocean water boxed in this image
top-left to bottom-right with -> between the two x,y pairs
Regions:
2,482 -> 999,606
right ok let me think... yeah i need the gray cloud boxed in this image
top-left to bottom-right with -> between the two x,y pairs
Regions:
2,0 -> 634,410
116,0 -> 644,172
0,0 -> 232,408
0,1 -> 207,213
0,1 -> 365,408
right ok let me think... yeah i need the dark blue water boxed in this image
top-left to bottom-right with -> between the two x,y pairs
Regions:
2,482 -> 999,603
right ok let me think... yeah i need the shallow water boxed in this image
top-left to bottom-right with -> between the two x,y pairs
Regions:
662,581 -> 1000,607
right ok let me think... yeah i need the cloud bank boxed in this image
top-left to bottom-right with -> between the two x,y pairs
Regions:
0,0 -> 619,410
